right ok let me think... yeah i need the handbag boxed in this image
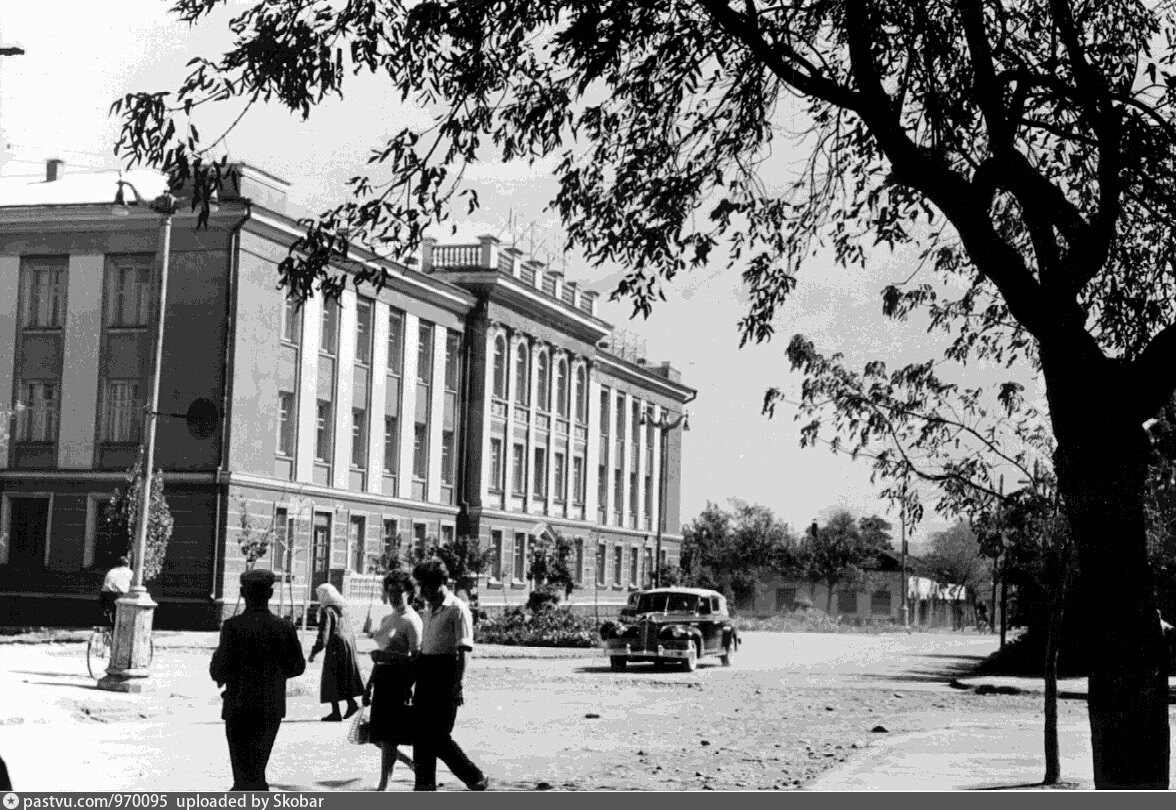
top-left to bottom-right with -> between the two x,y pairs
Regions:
347,705 -> 371,746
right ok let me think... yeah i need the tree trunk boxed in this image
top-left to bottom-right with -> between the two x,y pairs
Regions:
1051,404 -> 1169,789
1043,593 -> 1063,785
825,580 -> 834,615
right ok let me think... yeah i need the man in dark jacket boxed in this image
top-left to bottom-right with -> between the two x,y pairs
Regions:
210,569 -> 306,791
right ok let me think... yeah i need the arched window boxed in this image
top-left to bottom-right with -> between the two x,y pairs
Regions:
514,342 -> 529,406
536,351 -> 550,411
575,367 -> 588,422
492,334 -> 506,399
555,358 -> 569,417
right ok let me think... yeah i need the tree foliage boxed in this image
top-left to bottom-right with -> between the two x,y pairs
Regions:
799,509 -> 892,613
526,530 -> 576,609
681,499 -> 799,605
97,453 -> 174,583
923,520 -> 990,596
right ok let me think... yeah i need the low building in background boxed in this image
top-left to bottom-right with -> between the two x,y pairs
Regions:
0,161 -> 695,628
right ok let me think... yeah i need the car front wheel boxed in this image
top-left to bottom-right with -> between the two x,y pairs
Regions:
720,641 -> 734,667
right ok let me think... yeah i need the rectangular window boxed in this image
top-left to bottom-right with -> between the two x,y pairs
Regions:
644,476 -> 653,525
574,538 -> 584,586
572,456 -> 585,504
17,381 -> 59,442
613,545 -> 623,586
553,452 -> 565,502
103,255 -> 153,328
440,430 -> 456,486
383,415 -> 399,474
489,438 -> 504,492
441,525 -> 454,546
355,297 -> 374,365
871,589 -> 893,615
596,542 -> 607,585
629,472 -> 638,520
349,515 -> 366,574
599,388 -> 610,434
387,308 -> 405,374
320,297 -> 339,355
21,257 -> 66,329
598,465 -> 608,512
613,473 -> 623,523
615,394 -> 626,441
277,391 -> 296,456
644,548 -> 653,586
382,519 -> 399,568
412,423 -> 428,481
629,547 -> 639,587
513,532 -> 527,582
532,447 -> 546,498
512,444 -> 526,495
315,399 -> 333,462
351,408 -> 368,468
417,322 -> 434,384
100,380 -> 139,443
490,530 -> 504,580
444,331 -> 461,392
282,299 -> 302,345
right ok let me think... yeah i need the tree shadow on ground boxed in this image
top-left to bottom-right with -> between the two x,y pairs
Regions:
969,781 -> 1083,791
574,663 -> 713,675
16,680 -> 99,691
12,669 -> 88,679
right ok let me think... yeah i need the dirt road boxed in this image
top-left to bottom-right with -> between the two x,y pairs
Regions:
0,630 -> 1080,791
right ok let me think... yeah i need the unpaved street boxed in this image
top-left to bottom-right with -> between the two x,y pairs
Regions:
0,630 -> 1082,791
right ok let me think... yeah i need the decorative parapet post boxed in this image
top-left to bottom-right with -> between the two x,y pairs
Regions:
522,259 -> 544,289
548,270 -> 564,301
478,234 -> 499,270
421,236 -> 437,272
565,280 -> 579,308
581,290 -> 599,317
504,246 -> 523,278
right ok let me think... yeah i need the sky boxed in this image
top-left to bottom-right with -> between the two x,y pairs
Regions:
0,1 -> 1042,550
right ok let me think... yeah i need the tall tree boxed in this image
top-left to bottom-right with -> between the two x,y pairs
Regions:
681,500 -> 799,607
114,0 -> 1176,786
801,509 -> 880,614
97,452 -> 174,583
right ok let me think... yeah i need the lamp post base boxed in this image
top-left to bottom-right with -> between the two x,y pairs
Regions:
97,587 -> 157,694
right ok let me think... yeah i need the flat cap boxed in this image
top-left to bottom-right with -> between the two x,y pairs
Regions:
240,569 -> 276,586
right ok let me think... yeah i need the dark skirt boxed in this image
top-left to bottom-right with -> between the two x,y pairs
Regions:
321,635 -> 365,703
368,660 -> 417,745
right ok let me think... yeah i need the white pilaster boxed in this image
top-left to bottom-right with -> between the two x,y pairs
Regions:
397,313 -> 420,498
426,324 -> 446,502
620,390 -> 633,527
649,404 -> 663,534
0,256 -> 17,469
366,300 -> 390,493
634,395 -> 647,530
584,368 -> 601,519
294,295 -> 321,482
57,255 -> 103,468
332,289 -> 357,488
480,328 -> 499,503
526,340 -> 542,514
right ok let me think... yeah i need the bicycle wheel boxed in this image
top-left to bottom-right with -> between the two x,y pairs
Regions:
86,628 -> 110,679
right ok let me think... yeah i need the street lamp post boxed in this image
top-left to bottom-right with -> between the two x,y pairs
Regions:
639,408 -> 689,589
98,180 -> 178,693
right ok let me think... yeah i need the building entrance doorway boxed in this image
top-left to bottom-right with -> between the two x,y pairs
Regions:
7,497 -> 49,569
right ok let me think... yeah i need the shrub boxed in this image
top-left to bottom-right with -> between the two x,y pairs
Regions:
525,586 -> 562,613
731,609 -> 911,633
474,606 -> 598,647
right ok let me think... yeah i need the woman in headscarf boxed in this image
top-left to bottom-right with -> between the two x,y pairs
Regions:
308,583 -> 365,721
365,569 -> 422,790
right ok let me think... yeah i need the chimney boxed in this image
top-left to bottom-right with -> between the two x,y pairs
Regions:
45,159 -> 64,182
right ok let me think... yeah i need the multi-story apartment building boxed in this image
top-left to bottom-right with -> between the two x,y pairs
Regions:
0,162 -> 695,628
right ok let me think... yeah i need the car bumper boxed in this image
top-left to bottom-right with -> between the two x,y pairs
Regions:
602,641 -> 693,660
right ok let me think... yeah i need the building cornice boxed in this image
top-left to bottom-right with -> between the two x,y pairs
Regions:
227,471 -> 462,513
595,353 -> 697,403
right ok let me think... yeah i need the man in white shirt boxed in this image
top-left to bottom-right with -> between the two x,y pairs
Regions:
99,555 -> 133,626
412,559 -> 489,791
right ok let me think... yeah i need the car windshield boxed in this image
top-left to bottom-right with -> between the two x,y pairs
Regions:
667,594 -> 699,613
636,593 -> 668,613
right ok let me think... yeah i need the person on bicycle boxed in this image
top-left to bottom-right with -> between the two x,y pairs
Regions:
99,555 -> 133,626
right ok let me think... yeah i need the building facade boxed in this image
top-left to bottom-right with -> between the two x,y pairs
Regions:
0,163 -> 695,628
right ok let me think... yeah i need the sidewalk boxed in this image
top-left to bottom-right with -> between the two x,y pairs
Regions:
808,675 -> 1176,791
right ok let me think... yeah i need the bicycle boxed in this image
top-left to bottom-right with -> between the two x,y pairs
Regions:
86,624 -> 155,679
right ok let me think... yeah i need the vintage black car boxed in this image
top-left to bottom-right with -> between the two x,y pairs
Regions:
600,587 -> 740,671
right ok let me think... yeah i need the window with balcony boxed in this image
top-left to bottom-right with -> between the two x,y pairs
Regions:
101,380 -> 140,443
282,299 -> 302,346
489,438 -> 504,492
277,391 -> 296,456
492,334 -> 507,399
